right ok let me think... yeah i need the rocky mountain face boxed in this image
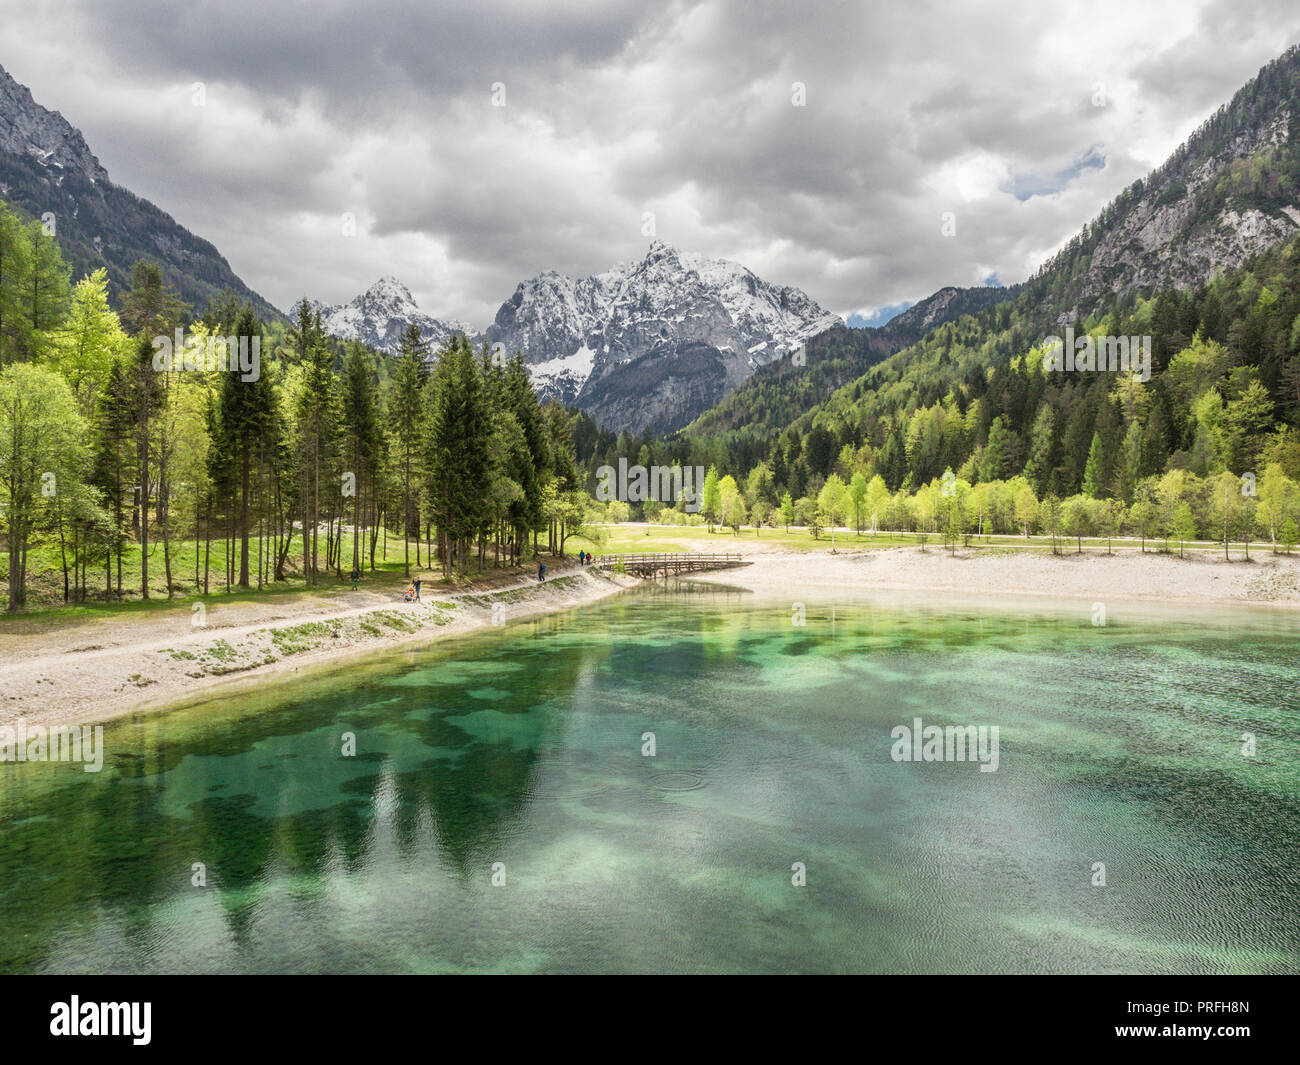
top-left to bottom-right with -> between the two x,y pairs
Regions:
0,63 -> 283,323
575,341 -> 731,439
485,240 -> 841,433
1035,44 -> 1300,324
308,277 -> 468,353
687,46 -> 1300,440
0,69 -> 107,183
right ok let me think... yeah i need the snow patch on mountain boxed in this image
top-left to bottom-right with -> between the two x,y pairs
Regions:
310,277 -> 469,354
528,343 -> 596,396
298,243 -> 839,432
487,240 -> 841,425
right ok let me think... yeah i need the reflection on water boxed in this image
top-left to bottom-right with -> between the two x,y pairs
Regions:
2,588 -> 1299,974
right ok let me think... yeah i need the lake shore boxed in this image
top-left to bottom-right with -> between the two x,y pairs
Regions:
6,541 -> 1299,730
688,540 -> 1300,609
0,565 -> 635,729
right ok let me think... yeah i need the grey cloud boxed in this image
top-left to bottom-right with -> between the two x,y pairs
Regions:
1,0 -> 1298,325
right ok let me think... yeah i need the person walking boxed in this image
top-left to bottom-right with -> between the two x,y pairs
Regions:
350,566 -> 360,591
413,574 -> 422,601
538,562 -> 547,582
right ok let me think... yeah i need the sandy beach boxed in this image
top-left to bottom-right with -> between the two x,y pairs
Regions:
5,542 -> 1299,729
688,541 -> 1300,607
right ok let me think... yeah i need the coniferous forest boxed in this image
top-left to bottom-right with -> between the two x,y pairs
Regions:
0,198 -> 587,610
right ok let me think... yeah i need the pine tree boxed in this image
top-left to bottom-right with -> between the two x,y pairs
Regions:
90,358 -> 133,596
503,351 -> 549,561
1082,432 -> 1106,498
291,301 -> 339,584
127,335 -> 163,597
340,342 -> 381,577
1059,395 -> 1095,495
1091,396 -> 1122,497
120,260 -> 187,337
1141,398 -> 1171,475
1116,420 -> 1143,503
23,218 -> 71,358
1022,404 -> 1057,496
0,206 -> 71,365
980,416 -> 1011,482
426,335 -> 491,575
390,323 -> 429,576
214,308 -> 278,588
0,204 -> 28,366
543,401 -> 582,553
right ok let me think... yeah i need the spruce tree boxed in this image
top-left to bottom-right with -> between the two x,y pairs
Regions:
426,335 -> 491,575
1023,404 -> 1057,496
214,307 -> 277,588
292,301 -> 339,583
504,352 -> 549,559
120,260 -> 187,337
391,323 -> 429,576
1082,432 -> 1106,498
90,357 -> 133,596
340,342 -> 381,576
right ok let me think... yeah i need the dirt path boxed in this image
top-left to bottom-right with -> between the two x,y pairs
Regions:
0,566 -> 635,728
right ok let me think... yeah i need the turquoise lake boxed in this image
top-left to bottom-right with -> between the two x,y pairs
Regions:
2,582 -> 1299,974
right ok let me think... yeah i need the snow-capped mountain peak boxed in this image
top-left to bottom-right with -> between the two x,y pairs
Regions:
309,278 -> 469,354
485,242 -> 841,432
362,275 -> 416,305
302,245 -> 838,433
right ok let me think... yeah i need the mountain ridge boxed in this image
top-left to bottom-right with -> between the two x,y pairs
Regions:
678,43 -> 1300,447
484,239 -> 841,433
0,62 -> 284,323
1025,43 -> 1300,325
305,276 -> 469,353
681,280 -> 1018,439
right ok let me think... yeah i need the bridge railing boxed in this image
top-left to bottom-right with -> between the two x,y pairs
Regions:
589,552 -> 747,570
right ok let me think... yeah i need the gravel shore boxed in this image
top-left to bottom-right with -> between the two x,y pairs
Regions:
0,568 -> 634,728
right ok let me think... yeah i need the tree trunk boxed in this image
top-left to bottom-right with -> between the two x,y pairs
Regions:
139,441 -> 150,599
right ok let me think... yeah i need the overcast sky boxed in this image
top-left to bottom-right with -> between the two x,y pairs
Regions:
4,0 -> 1299,325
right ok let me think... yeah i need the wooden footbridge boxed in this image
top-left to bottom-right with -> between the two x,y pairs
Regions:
589,552 -> 752,578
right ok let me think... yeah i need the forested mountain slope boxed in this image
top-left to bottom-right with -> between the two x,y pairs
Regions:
678,44 -> 1300,459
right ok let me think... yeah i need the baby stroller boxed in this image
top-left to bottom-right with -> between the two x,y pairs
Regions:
402,584 -> 416,602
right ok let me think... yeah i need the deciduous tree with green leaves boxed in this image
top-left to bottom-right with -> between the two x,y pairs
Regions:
0,362 -> 88,609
